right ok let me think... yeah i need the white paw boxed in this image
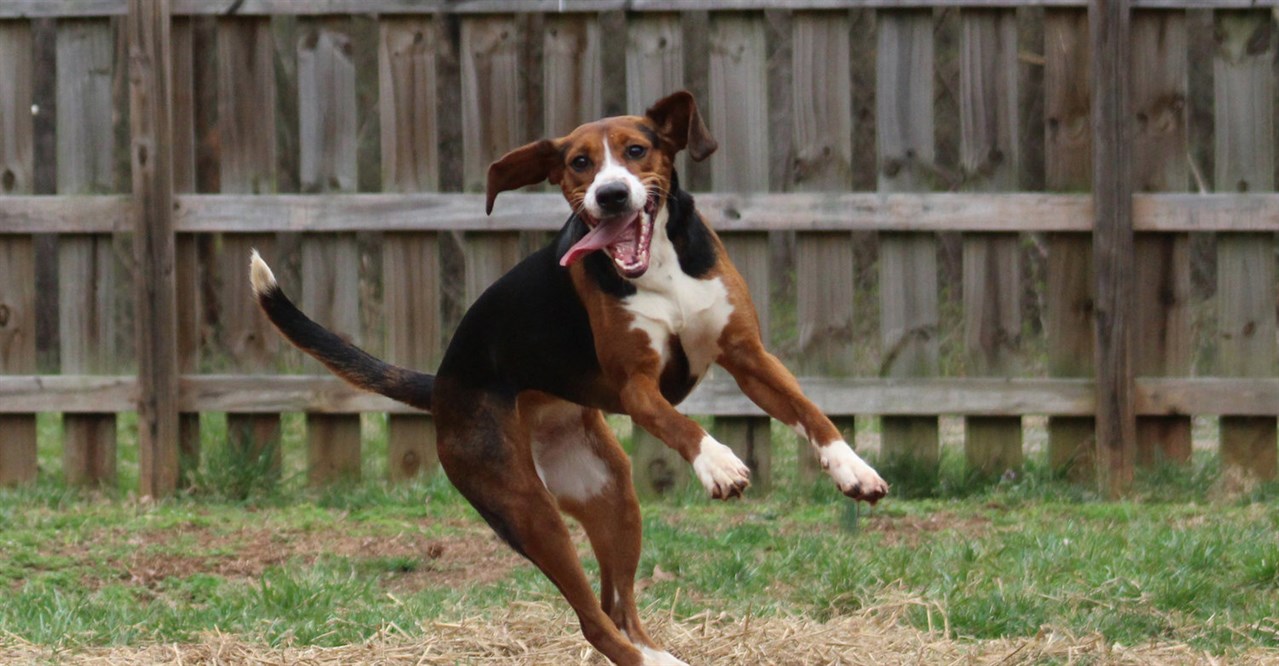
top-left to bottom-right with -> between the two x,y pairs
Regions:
641,645 -> 690,666
821,441 -> 888,503
691,435 -> 751,500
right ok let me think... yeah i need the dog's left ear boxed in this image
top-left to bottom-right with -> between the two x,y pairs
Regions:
645,90 -> 717,162
486,139 -> 562,215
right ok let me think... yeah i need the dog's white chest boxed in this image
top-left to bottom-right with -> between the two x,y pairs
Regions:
621,214 -> 732,376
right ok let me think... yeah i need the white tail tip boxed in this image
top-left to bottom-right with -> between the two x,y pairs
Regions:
249,249 -> 277,296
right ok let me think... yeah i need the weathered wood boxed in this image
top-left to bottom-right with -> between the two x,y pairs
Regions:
217,16 -> 281,471
705,12 -> 772,492
128,0 -> 180,497
57,18 -> 117,487
11,190 -> 1279,235
877,9 -> 938,474
5,374 -> 1279,417
543,14 -> 601,137
1043,8 -> 1095,482
1214,10 -> 1277,481
1090,0 -> 1136,497
298,17 -> 362,485
171,17 -> 200,485
1129,9 -> 1191,467
460,15 -> 523,303
791,11 -> 854,483
380,17 -> 443,482
960,8 -> 1023,478
626,13 -> 684,173
0,20 -> 37,485
26,0 -> 1279,20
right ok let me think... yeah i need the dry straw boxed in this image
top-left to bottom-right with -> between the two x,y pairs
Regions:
2,600 -> 1274,665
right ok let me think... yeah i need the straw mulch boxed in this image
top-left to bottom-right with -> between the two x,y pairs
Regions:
2,600 -> 1273,665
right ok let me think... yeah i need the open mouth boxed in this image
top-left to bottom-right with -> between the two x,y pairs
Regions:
560,193 -> 658,279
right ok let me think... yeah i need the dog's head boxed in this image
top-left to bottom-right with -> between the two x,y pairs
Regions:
486,90 -> 717,279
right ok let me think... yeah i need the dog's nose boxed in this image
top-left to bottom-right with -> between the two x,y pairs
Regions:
595,183 -> 631,214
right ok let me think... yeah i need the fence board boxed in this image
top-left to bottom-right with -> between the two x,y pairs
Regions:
960,8 -> 1023,478
877,9 -> 939,475
58,18 -> 118,486
1214,10 -> 1277,481
791,11 -> 854,484
0,20 -> 37,485
1130,10 -> 1192,467
171,17 -> 200,485
298,17 -> 362,485
707,12 -> 772,493
217,16 -> 281,472
543,14 -> 601,137
379,16 -> 442,481
1043,8 -> 1095,480
461,15 -> 523,304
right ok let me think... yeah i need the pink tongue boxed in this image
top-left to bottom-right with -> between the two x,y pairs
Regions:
560,214 -> 639,267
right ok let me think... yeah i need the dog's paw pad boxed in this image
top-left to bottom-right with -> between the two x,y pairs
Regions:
692,436 -> 751,501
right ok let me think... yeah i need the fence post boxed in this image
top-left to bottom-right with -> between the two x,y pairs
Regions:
0,20 -> 37,486
1089,0 -> 1137,498
128,0 -> 179,497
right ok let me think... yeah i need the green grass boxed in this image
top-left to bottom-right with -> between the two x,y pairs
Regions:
4,420 -> 1279,657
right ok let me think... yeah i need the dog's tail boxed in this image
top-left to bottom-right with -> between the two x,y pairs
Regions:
249,250 -> 434,412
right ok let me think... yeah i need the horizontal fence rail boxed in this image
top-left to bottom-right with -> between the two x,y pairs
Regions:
2,192 -> 1277,234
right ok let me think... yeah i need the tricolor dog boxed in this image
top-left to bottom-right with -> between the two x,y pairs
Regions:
251,90 -> 887,666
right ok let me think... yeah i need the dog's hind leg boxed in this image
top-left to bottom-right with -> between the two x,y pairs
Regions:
534,405 -> 688,666
433,388 -> 648,666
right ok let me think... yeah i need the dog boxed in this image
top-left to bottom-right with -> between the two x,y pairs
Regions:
250,90 -> 887,666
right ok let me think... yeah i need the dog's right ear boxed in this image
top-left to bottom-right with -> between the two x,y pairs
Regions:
645,90 -> 717,162
486,139 -> 562,215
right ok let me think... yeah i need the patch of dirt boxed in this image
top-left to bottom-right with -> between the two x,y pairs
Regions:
65,520 -> 528,593
860,512 -> 994,547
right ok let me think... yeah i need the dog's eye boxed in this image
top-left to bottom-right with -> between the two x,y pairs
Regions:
625,145 -> 647,159
570,155 -> 591,172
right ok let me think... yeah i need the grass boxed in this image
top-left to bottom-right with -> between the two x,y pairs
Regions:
4,417 -> 1279,660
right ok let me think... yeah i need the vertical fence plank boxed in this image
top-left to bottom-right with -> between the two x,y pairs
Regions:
877,9 -> 939,481
708,12 -> 772,492
1043,9 -> 1095,481
1130,10 -> 1191,467
461,16 -> 523,304
298,17 -> 361,485
217,17 -> 281,472
0,20 -> 37,485
1090,0 -> 1136,497
791,11 -> 853,485
171,16 -> 200,485
960,8 -> 1023,479
57,18 -> 117,486
1214,10 -> 1277,482
128,0 -> 179,497
544,14 -> 601,138
380,16 -> 442,482
625,12 -> 690,497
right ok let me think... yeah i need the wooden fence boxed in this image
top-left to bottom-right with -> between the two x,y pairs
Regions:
0,0 -> 1276,499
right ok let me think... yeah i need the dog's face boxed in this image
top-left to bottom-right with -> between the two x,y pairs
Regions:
486,90 -> 717,279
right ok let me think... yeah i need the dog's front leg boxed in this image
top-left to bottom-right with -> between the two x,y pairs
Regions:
717,339 -> 888,503
619,377 -> 751,499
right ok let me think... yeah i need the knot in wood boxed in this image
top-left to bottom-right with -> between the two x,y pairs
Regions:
0,304 -> 9,327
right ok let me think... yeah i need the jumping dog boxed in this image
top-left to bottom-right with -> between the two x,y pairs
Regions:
250,90 -> 888,666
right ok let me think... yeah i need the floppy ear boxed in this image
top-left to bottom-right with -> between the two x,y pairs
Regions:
486,139 -> 562,214
645,90 -> 718,162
